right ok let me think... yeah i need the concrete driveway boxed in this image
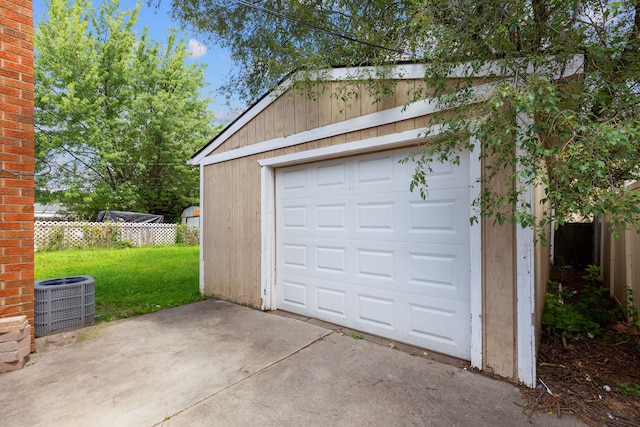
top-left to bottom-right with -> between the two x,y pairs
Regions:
0,299 -> 583,426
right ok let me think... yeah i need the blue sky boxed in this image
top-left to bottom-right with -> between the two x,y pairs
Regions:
32,0 -> 244,123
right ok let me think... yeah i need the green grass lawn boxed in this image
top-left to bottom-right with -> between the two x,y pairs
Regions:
35,245 -> 202,322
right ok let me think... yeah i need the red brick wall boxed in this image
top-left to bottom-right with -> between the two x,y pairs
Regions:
0,0 -> 35,347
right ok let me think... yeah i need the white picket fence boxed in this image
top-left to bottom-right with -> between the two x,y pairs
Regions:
34,221 -> 179,251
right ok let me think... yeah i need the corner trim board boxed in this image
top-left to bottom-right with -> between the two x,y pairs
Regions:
516,113 -> 537,387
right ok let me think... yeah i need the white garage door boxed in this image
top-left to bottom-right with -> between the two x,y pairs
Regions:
275,148 -> 471,359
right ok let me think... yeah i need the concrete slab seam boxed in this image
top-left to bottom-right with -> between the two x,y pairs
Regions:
152,330 -> 334,426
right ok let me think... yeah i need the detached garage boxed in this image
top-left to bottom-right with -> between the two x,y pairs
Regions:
189,60 -> 583,386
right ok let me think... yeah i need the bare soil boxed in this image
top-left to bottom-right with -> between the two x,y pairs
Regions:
523,267 -> 640,426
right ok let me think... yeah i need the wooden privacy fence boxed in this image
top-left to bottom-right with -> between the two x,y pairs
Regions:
34,221 -> 185,251
600,181 -> 640,317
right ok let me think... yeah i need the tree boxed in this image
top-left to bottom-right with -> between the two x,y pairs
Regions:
168,0 -> 640,237
35,0 -> 219,222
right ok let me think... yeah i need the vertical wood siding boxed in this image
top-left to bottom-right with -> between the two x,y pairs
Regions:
200,77 -> 530,381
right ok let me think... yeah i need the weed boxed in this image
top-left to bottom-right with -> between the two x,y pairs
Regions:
176,224 -> 199,245
543,281 -> 600,339
351,332 -> 364,340
614,382 -> 640,400
582,264 -> 602,284
37,225 -> 65,251
543,265 -> 627,341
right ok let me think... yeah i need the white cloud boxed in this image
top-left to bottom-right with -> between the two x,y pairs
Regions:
212,108 -> 242,124
186,39 -> 207,59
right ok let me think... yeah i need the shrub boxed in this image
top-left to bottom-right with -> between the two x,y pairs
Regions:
176,224 -> 199,245
543,265 -> 625,340
82,224 -> 122,248
36,224 -> 65,251
543,281 -> 600,339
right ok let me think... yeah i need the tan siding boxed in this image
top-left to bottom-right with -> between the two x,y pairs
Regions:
263,103 -> 275,141
283,93 -> 296,137
294,90 -> 308,133
306,87 -> 320,131
360,84 -> 379,140
377,85 -> 396,111
208,78 -> 457,156
482,151 -> 516,380
246,113 -> 258,147
602,182 -> 640,317
237,126 -> 247,149
273,95 -> 286,138
200,77 -> 523,380
202,156 -> 262,307
331,81 -> 347,124
207,78 -> 490,157
317,83 -> 333,127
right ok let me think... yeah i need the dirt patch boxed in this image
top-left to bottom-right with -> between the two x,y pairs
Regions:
523,267 -> 640,426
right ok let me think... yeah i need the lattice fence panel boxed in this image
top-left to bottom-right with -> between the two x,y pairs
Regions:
35,221 -> 178,252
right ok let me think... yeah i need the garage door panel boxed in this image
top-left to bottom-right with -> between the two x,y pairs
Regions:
316,286 -> 348,318
405,243 -> 470,301
355,201 -> 396,233
281,243 -> 308,269
278,160 -> 351,199
276,147 -> 472,360
406,298 -> 471,359
316,201 -> 349,231
279,168 -> 309,197
279,237 -> 352,280
354,154 -> 396,186
280,204 -> 309,231
316,245 -> 349,275
280,278 -> 309,310
278,273 -> 351,321
404,188 -> 470,244
356,247 -> 396,282
355,292 -> 396,331
316,161 -> 349,189
410,151 -> 470,189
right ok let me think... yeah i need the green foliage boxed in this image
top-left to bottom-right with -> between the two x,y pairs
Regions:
543,268 -> 625,338
542,281 -> 600,339
168,0 -> 640,235
582,264 -> 603,284
35,245 -> 203,322
614,382 -> 640,400
36,225 -> 65,252
166,0 -> 409,103
175,224 -> 199,245
82,224 -> 123,249
35,0 -> 221,222
351,332 -> 364,340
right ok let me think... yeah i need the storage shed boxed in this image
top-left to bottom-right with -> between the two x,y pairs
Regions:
181,205 -> 200,227
190,59 -> 583,386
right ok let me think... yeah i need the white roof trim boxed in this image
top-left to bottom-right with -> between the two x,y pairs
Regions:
305,54 -> 584,82
257,125 -> 439,167
199,81 -> 496,167
191,55 -> 584,165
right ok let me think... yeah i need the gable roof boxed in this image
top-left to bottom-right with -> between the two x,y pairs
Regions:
189,56 -> 584,166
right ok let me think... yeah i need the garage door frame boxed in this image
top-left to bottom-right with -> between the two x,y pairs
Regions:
258,126 -> 483,368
